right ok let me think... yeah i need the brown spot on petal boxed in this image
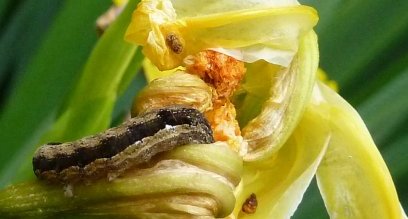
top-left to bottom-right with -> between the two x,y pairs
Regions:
242,193 -> 258,214
166,33 -> 183,54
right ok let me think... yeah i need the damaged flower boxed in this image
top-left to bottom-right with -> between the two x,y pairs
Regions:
126,0 -> 407,218
0,0 -> 406,218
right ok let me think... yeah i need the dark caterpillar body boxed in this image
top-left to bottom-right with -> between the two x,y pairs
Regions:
33,107 -> 214,183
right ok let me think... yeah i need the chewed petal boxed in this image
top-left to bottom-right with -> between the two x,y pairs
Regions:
315,83 -> 407,218
235,31 -> 318,161
232,103 -> 330,218
211,46 -> 296,67
125,0 -> 318,70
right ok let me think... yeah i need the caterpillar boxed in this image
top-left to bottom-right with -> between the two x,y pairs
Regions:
33,106 -> 214,184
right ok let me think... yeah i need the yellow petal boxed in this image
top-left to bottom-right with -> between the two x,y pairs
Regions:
235,31 -> 318,161
314,82 -> 407,218
142,58 -> 181,82
125,0 -> 318,70
232,103 -> 330,218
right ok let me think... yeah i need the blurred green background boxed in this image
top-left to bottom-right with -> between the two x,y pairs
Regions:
0,0 -> 406,218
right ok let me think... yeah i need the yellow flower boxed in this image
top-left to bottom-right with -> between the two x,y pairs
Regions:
125,0 -> 318,70
126,0 -> 407,218
0,1 -> 405,218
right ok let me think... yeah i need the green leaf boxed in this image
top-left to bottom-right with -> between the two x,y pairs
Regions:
357,69 -> 408,147
292,180 -> 328,219
305,0 -> 408,99
111,66 -> 147,127
0,0 -> 111,187
39,0 -> 140,142
9,0 -> 143,185
0,1 -> 17,31
382,133 -> 408,212
0,0 -> 61,103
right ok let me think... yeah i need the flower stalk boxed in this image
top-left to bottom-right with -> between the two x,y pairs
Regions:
0,144 -> 242,218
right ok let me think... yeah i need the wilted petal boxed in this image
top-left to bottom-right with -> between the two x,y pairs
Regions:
133,71 -> 213,115
234,31 -> 318,161
125,0 -> 318,70
314,83 -> 407,218
232,103 -> 330,218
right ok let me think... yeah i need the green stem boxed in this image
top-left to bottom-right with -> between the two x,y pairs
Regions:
0,144 -> 242,218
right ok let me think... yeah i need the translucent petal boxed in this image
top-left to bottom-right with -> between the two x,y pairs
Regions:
232,103 -> 330,218
314,83 -> 407,218
170,0 -> 300,17
183,6 -> 318,67
234,31 -> 318,161
125,0 -> 318,70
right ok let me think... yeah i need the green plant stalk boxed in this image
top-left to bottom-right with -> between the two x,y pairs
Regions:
0,0 -> 61,83
161,143 -> 243,185
0,173 -> 232,217
0,144 -> 241,218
